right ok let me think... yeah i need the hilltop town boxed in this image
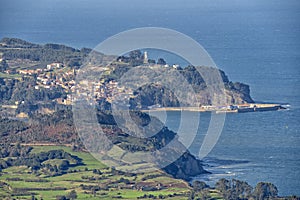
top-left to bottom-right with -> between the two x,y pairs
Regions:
0,38 -> 258,118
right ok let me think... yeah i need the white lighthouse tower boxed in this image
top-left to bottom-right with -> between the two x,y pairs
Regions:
143,51 -> 148,64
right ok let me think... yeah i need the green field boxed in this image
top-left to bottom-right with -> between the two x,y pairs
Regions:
0,145 -> 218,200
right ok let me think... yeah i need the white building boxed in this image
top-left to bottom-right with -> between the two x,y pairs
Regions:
143,51 -> 148,64
172,64 -> 180,69
47,63 -> 63,70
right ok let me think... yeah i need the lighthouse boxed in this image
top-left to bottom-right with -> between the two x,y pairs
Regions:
143,51 -> 148,64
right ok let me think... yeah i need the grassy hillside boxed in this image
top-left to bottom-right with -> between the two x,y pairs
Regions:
0,145 -> 217,200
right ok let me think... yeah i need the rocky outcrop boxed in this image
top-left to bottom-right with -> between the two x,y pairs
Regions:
163,152 -> 209,181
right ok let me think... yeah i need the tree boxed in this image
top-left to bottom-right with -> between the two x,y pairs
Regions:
148,59 -> 156,64
157,58 -> 166,65
56,196 -> 67,200
253,182 -> 278,200
67,190 -> 77,200
53,165 -> 58,172
215,178 -> 231,193
192,180 -> 208,192
215,178 -> 234,199
0,60 -> 8,72
129,50 -> 143,66
59,160 -> 70,170
129,50 -> 142,60
188,190 -> 195,200
231,179 -> 253,199
199,189 -> 210,200
91,186 -> 98,197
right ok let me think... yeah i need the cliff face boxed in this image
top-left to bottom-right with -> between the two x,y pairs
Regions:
126,66 -> 254,109
225,83 -> 253,104
131,83 -> 253,108
163,152 -> 209,180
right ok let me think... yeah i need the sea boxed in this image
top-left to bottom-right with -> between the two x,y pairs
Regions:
0,0 -> 299,196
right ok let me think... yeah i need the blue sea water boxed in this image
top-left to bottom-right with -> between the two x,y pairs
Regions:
0,0 -> 299,196
157,110 -> 300,196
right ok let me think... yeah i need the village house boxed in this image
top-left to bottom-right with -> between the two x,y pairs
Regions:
46,62 -> 63,70
17,69 -> 36,75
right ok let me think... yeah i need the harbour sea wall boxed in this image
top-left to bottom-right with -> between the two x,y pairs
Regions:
143,103 -> 285,113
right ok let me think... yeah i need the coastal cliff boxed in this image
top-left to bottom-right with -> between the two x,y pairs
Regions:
111,62 -> 254,109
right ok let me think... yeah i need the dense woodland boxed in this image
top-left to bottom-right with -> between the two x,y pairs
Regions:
0,143 -> 83,174
0,37 -> 92,68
